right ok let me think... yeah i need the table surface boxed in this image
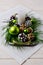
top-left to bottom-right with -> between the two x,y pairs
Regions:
0,0 -> 43,65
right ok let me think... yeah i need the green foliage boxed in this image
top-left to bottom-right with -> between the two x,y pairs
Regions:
2,16 -> 43,46
31,17 -> 42,31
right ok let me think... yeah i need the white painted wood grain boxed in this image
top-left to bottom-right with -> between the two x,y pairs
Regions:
0,0 -> 43,13
23,59 -> 43,65
0,59 -> 19,65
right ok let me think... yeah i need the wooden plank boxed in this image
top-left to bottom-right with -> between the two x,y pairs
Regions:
23,59 -> 43,65
0,59 -> 19,65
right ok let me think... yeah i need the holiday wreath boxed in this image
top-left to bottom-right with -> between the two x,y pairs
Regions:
2,13 -> 43,46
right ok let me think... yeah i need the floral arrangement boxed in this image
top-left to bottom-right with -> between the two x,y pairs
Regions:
2,13 -> 43,46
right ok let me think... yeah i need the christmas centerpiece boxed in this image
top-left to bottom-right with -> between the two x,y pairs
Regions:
2,13 -> 43,46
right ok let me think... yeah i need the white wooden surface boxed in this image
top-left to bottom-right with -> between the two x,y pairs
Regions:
0,0 -> 43,65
